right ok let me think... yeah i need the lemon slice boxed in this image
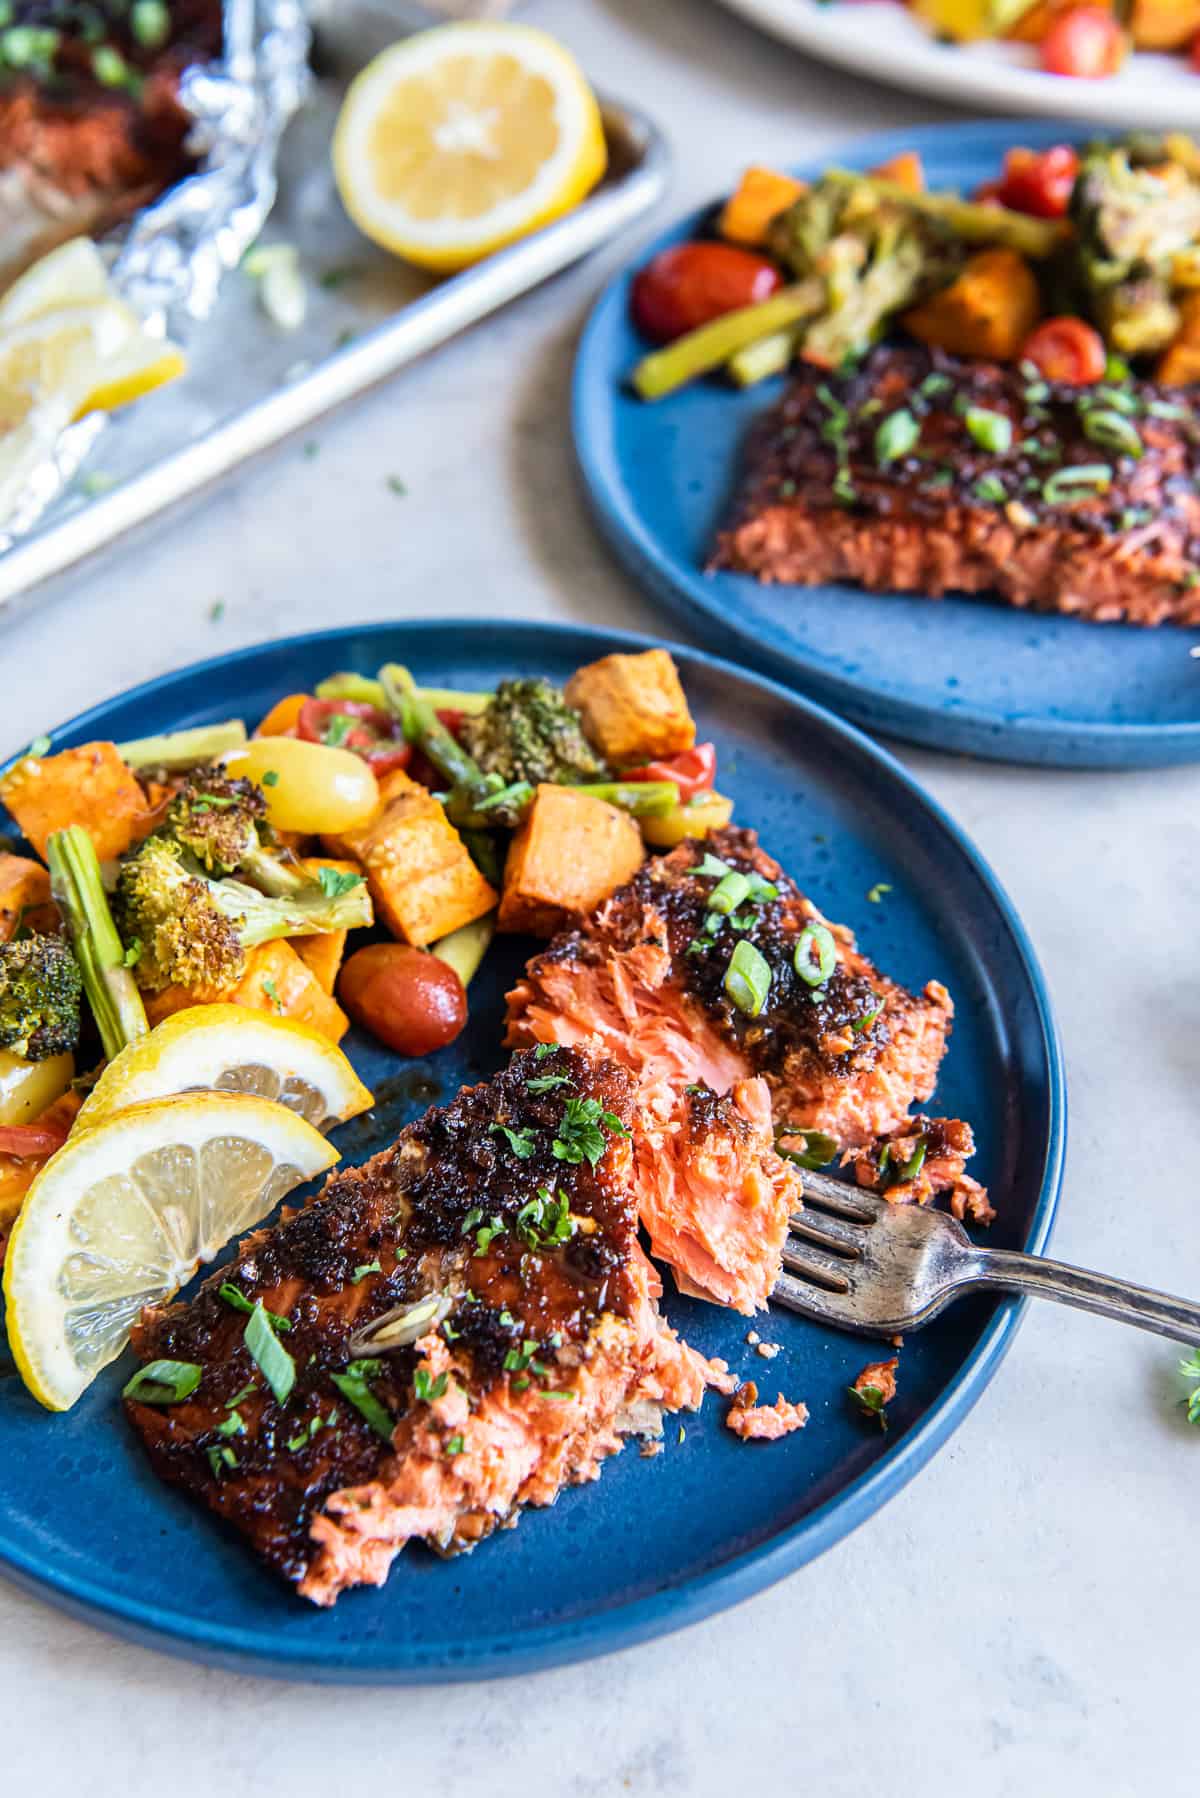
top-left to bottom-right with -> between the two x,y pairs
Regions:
0,238 -> 112,329
76,333 -> 189,417
332,22 -> 607,272
0,300 -> 139,454
77,1004 -> 373,1134
3,1092 -> 338,1411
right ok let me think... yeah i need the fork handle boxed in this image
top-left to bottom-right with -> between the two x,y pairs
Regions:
967,1249 -> 1200,1345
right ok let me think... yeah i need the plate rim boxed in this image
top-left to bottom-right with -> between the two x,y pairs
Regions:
572,117 -> 1200,770
712,0 -> 1200,128
0,617 -> 1067,1681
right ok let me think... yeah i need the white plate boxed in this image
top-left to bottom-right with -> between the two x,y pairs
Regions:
715,0 -> 1200,129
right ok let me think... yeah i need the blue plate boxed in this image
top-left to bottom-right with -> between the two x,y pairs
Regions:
573,120 -> 1200,769
0,620 -> 1064,1681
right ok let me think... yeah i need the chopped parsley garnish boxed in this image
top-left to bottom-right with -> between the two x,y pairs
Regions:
316,865 -> 364,899
1179,1348 -> 1200,1425
874,407 -> 920,465
490,1122 -> 536,1159
445,1434 -> 465,1456
526,1073 -> 573,1094
218,1283 -> 291,1332
516,1186 -> 575,1251
215,1409 -> 244,1438
972,474 -> 1008,506
849,1382 -> 889,1430
261,975 -> 283,1013
330,1364 -> 395,1441
351,1259 -> 382,1283
261,769 -> 280,787
206,1445 -> 239,1477
503,1339 -> 540,1373
122,1360 -> 202,1405
226,1382 -> 256,1409
552,1095 -> 630,1167
413,1368 -> 449,1403
286,1414 -> 331,1452
965,407 -> 1012,455
244,1302 -> 296,1406
473,1216 -> 506,1256
533,1043 -> 556,1060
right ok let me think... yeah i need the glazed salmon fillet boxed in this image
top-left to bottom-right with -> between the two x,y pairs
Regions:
124,1046 -> 731,1606
506,828 -> 960,1304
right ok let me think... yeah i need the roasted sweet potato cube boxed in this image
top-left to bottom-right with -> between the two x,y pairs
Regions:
498,785 -> 644,936
0,742 -> 151,861
324,769 -> 496,948
235,941 -> 349,1044
292,857 -> 358,994
1156,292 -> 1200,385
0,853 -> 54,941
564,650 -> 695,767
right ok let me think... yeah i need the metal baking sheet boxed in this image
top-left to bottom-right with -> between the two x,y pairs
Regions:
0,43 -> 668,616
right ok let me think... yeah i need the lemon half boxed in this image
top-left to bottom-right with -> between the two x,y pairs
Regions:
332,23 -> 608,272
4,1092 -> 338,1411
77,1005 -> 373,1134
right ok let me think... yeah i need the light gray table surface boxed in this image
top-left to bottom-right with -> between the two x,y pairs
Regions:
1,2 -> 1192,1790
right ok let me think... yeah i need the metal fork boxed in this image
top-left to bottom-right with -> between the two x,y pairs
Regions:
773,1170 -> 1200,1343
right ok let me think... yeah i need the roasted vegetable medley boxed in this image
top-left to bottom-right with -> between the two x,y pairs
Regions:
0,649 -> 733,1246
630,133 -> 1200,399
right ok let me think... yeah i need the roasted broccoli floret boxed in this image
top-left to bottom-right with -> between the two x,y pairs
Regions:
767,176 -> 963,368
460,679 -> 607,788
116,837 -> 372,996
161,769 -> 306,895
1071,147 -> 1200,355
0,933 -> 82,1061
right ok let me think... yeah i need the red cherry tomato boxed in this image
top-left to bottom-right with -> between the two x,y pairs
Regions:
1019,317 -> 1107,385
1040,7 -> 1126,78
296,698 -> 412,776
339,943 -> 467,1057
631,244 -> 783,345
0,1120 -> 69,1158
621,742 -> 717,802
994,145 -> 1079,219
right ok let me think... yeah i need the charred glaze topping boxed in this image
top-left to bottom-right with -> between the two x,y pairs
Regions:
735,346 -> 1200,573
549,827 -> 890,1079
123,1045 -> 640,1584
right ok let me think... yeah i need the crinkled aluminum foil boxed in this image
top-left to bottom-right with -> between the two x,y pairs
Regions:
0,0 -> 311,552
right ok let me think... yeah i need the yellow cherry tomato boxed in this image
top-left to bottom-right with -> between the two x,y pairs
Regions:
223,737 -> 380,834
0,1048 -> 75,1127
640,789 -> 734,850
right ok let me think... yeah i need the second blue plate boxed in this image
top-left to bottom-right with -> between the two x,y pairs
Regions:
573,119 -> 1200,769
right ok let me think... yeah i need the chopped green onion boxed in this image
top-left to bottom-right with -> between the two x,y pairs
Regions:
707,870 -> 750,915
793,922 -> 836,988
964,408 -> 1013,455
244,1302 -> 296,1406
1042,464 -> 1112,505
215,1410 -> 245,1438
724,939 -> 772,1017
219,1282 -> 291,1331
776,1129 -> 839,1171
1081,409 -> 1143,460
972,474 -> 1007,506
445,1433 -> 465,1455
692,852 -> 732,881
413,1368 -> 449,1403
330,1369 -> 396,1442
131,0 -> 170,48
351,1259 -> 382,1283
122,1360 -> 202,1405
852,997 -> 885,1034
898,1138 -> 928,1183
206,1445 -> 238,1477
874,408 -> 920,465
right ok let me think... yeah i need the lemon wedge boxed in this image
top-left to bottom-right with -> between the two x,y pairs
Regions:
332,22 -> 607,272
0,300 -> 136,431
0,238 -> 113,329
77,1004 -> 373,1134
76,334 -> 190,417
3,1092 -> 338,1411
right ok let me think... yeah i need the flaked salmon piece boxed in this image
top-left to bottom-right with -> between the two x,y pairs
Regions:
725,1380 -> 809,1441
633,1077 -> 800,1315
506,827 -> 953,1151
125,1045 -> 729,1605
845,1114 -> 993,1225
